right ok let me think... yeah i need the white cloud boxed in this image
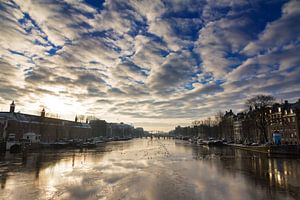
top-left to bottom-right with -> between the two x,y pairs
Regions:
243,0 -> 300,56
0,0 -> 299,131
146,50 -> 198,95
195,17 -> 252,78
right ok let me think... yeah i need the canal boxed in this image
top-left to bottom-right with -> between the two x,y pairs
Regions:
0,139 -> 300,200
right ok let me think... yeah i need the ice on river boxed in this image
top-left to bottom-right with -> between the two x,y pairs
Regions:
0,139 -> 299,200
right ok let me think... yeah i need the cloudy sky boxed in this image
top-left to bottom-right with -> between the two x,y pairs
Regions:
0,0 -> 299,131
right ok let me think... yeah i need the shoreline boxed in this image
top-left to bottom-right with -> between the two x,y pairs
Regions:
226,143 -> 300,156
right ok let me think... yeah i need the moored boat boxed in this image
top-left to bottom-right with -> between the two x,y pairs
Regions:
22,132 -> 41,150
50,140 -> 69,148
197,139 -> 204,145
6,133 -> 21,153
202,138 -> 224,146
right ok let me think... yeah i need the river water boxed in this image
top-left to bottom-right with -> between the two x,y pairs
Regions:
0,138 -> 299,200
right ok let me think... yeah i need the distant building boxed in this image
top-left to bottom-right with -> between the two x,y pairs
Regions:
133,127 -> 144,137
0,101 -> 92,142
168,99 -> 300,145
89,119 -> 107,137
106,122 -> 134,138
234,99 -> 300,144
233,113 -> 245,143
220,110 -> 235,141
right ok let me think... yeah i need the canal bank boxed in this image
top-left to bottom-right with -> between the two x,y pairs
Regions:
227,143 -> 300,156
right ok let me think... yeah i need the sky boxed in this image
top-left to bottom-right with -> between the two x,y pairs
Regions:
0,0 -> 300,131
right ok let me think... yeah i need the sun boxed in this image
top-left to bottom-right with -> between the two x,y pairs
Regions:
41,94 -> 86,119
43,95 -> 66,114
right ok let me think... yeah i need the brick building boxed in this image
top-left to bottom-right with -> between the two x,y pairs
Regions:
220,110 -> 235,141
0,102 -> 92,142
233,113 -> 245,143
268,100 -> 300,144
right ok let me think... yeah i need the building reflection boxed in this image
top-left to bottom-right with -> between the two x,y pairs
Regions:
191,146 -> 299,199
0,148 -> 107,189
0,140 -> 137,195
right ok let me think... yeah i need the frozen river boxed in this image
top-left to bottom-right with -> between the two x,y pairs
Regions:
0,138 -> 300,200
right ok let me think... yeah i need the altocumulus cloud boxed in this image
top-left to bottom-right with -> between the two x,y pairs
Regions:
0,0 -> 299,131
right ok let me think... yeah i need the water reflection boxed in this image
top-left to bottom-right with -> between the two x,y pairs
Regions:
191,145 -> 300,199
0,139 -> 299,200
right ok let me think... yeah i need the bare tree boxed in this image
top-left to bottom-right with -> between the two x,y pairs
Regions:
86,115 -> 99,121
214,111 -> 223,122
192,120 -> 201,127
246,95 -> 275,109
214,111 -> 225,139
77,115 -> 85,123
245,95 -> 275,143
46,112 -> 59,119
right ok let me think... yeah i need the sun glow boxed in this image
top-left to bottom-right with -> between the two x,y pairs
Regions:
41,94 -> 86,119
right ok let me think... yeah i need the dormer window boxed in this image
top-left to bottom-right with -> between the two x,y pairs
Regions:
290,109 -> 293,114
278,107 -> 281,112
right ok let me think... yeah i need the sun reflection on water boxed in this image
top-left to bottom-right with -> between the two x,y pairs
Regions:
0,139 -> 299,200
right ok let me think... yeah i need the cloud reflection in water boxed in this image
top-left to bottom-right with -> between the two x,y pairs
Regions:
0,139 -> 299,200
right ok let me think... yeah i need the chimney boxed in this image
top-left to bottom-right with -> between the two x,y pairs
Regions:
249,106 -> 252,111
75,115 -> 78,123
9,101 -> 15,113
284,100 -> 288,105
41,108 -> 45,117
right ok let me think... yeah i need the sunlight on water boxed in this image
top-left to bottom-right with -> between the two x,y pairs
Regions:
0,139 -> 300,200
